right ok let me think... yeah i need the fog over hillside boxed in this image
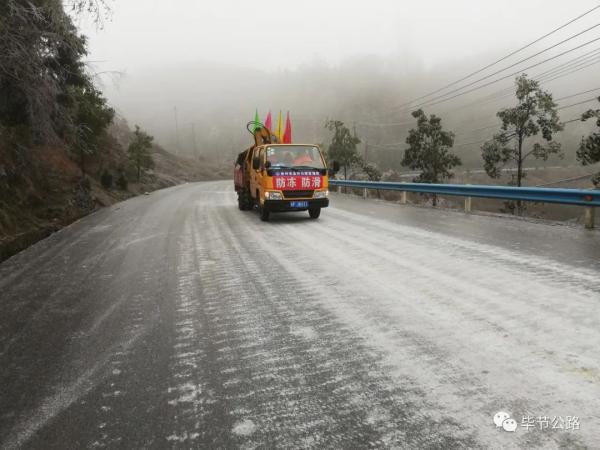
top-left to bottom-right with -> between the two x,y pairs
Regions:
85,0 -> 600,170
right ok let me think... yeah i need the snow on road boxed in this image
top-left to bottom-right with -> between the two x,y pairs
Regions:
0,180 -> 598,449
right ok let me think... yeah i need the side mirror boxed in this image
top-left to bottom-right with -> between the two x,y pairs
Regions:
265,160 -> 271,169
331,160 -> 340,173
252,157 -> 260,171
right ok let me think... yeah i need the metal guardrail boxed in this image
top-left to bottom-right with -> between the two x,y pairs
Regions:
329,180 -> 600,206
329,179 -> 599,228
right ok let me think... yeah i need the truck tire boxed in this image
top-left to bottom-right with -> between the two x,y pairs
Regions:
308,207 -> 321,219
260,204 -> 270,222
238,190 -> 251,210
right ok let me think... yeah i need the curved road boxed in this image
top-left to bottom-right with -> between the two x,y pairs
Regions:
1,181 -> 599,449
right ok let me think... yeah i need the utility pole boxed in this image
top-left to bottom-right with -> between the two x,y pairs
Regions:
364,140 -> 369,164
173,106 -> 180,156
188,123 -> 198,159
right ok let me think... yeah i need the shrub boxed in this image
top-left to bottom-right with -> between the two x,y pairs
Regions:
116,172 -> 128,190
100,169 -> 113,189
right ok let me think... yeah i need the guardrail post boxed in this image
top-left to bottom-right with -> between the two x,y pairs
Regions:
584,206 -> 595,229
400,191 -> 407,204
331,181 -> 599,224
464,196 -> 472,213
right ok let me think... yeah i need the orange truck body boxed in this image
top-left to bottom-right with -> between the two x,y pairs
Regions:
234,126 -> 330,221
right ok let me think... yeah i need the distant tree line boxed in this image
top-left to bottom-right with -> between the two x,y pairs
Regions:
326,73 -> 600,213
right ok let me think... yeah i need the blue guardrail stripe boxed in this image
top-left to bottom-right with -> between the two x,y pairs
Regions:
329,180 -> 600,207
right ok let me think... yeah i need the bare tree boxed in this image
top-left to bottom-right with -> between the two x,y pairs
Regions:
65,0 -> 112,27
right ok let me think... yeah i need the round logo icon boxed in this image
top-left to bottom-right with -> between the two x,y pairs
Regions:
502,418 -> 518,432
494,411 -> 510,427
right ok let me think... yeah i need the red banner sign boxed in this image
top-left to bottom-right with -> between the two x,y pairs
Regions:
273,175 -> 323,190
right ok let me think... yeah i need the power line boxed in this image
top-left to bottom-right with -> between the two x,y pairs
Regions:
536,172 -> 598,186
454,122 -> 502,136
359,79 -> 600,136
558,97 -> 599,110
357,120 -> 414,128
402,36 -> 600,112
359,79 -> 600,142
556,87 -> 600,101
357,50 -> 600,132
449,91 -> 599,137
376,141 -> 405,148
453,138 -> 495,148
368,143 -> 404,150
541,56 -> 600,84
452,54 -> 600,111
352,10 -> 600,140
431,47 -> 600,116
563,117 -> 585,124
451,115 -> 589,149
534,46 -> 600,80
392,4 -> 600,108
452,109 -> 592,145
536,54 -> 600,82
367,112 -> 592,154
453,89 -> 600,136
395,30 -> 600,113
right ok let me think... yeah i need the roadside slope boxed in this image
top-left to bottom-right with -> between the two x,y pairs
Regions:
0,133 -> 229,261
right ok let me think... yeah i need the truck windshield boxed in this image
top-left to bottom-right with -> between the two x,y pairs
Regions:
266,145 -> 325,169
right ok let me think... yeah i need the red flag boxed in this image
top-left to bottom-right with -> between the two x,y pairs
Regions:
283,111 -> 292,144
264,111 -> 272,131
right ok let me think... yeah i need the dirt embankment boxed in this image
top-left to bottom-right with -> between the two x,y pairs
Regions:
0,129 -> 230,262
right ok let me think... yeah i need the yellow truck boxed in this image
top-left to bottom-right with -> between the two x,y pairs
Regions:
234,123 -> 338,221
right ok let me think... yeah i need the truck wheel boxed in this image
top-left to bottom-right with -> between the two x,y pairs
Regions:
308,207 -> 321,219
238,190 -> 251,210
260,204 -> 270,222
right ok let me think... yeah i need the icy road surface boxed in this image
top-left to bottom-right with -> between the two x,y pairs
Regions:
1,180 -> 600,449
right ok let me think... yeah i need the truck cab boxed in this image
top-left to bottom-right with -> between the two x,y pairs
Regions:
235,142 -> 331,221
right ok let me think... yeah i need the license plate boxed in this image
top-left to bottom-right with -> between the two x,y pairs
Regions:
290,201 -> 309,208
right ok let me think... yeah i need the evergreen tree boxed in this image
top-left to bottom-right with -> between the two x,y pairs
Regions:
70,82 -> 115,174
0,0 -> 115,174
577,97 -> 600,187
481,74 -> 563,188
362,162 -> 382,181
402,109 -> 461,205
128,126 -> 155,182
325,120 -> 361,180
362,162 -> 382,198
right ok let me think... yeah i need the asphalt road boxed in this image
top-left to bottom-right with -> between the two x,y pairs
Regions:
1,180 -> 599,449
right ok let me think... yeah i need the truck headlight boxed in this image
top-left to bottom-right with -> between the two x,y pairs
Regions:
313,190 -> 329,199
265,191 -> 283,200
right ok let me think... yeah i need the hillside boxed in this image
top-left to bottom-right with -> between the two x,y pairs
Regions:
0,1 -> 234,261
0,121 -> 229,261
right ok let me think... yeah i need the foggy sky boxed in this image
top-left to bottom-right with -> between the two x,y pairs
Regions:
78,0 -> 600,167
83,0 -> 599,73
